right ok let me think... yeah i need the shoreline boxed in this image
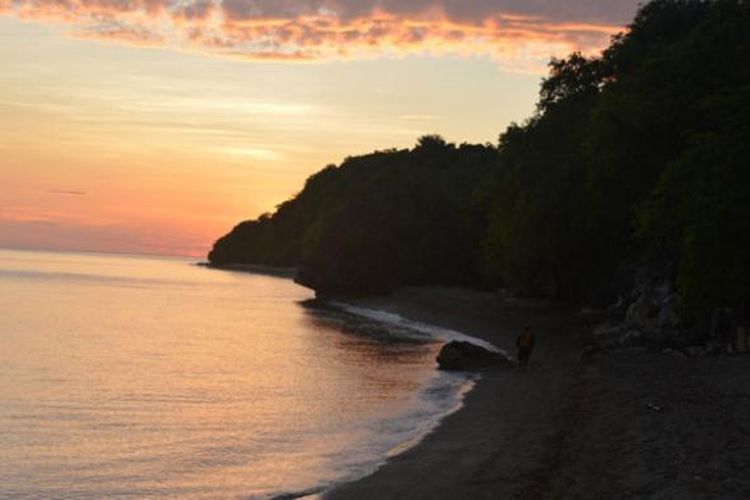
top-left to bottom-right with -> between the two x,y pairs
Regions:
322,287 -> 588,499
197,262 -> 298,279
322,287 -> 750,499
193,264 -> 750,498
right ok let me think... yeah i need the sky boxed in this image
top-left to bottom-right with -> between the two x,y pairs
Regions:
0,0 -> 641,257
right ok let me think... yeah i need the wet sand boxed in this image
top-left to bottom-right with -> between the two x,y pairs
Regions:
324,287 -> 750,499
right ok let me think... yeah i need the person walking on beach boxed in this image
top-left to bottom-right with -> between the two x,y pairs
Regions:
516,325 -> 536,372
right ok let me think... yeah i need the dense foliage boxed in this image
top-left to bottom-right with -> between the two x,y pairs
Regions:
210,0 -> 750,315
210,136 -> 497,294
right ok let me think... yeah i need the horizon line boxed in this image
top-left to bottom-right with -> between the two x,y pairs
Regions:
0,244 -> 203,261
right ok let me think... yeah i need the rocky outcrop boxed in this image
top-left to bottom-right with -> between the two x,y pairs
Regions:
592,266 -> 716,351
436,341 -> 514,371
624,285 -> 681,334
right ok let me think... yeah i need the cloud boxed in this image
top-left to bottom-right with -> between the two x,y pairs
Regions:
48,189 -> 88,195
1,0 -> 640,71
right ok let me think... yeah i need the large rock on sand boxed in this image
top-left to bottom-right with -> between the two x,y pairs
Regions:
436,341 -> 513,371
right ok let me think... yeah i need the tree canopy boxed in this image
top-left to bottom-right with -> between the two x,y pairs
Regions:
210,140 -> 498,295
210,0 -> 750,317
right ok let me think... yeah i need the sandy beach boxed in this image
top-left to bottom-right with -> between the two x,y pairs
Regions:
325,287 -> 750,499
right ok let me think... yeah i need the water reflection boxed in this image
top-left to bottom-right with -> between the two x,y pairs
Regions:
0,249 -> 461,499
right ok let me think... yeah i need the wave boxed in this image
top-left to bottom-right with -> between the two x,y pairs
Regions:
292,300 -> 506,499
328,301 -> 509,358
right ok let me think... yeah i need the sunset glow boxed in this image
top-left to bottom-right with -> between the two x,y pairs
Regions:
0,1 -> 640,256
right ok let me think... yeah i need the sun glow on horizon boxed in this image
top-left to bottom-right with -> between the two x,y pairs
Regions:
0,1 -> 640,256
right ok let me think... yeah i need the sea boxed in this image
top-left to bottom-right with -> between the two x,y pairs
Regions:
0,248 -> 479,498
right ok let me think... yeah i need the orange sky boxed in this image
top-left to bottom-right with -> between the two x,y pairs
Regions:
0,2 -> 638,257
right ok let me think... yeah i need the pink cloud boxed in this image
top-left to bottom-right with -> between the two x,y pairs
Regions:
1,0 -> 640,70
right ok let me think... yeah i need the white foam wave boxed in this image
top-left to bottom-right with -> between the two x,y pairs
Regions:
329,301 -> 511,360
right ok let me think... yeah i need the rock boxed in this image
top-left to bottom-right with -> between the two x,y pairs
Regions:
436,341 -> 513,371
626,295 -> 654,331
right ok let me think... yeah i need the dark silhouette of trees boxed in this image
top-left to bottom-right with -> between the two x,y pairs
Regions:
210,139 -> 498,295
210,0 -> 750,316
480,0 -> 750,311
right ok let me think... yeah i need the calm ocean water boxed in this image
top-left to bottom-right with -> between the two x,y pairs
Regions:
0,249 -> 473,498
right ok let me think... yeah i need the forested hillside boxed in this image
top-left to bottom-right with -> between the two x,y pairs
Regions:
210,0 -> 750,317
209,136 -> 498,294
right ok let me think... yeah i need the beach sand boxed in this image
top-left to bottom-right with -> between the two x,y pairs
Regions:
324,287 -> 750,499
